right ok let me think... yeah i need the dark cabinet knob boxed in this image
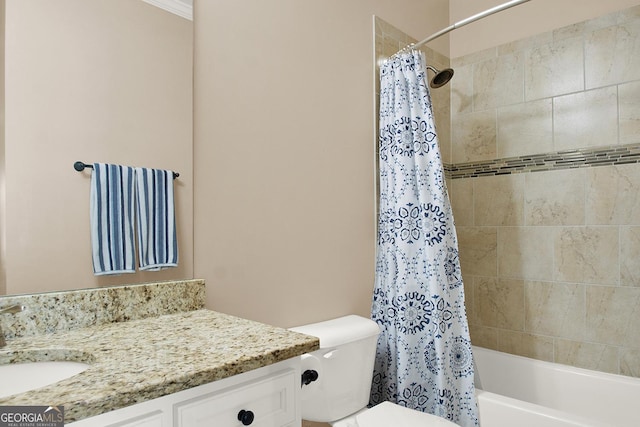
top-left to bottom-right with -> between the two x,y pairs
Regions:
237,409 -> 255,425
301,369 -> 319,386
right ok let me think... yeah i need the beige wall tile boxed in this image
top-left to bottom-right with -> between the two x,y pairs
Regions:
619,80 -> 640,145
555,339 -> 620,374
474,277 -> 525,330
379,17 -> 414,48
463,274 -> 475,323
525,281 -> 585,340
376,18 -> 402,40
374,16 -> 383,37
525,169 -> 586,226
586,164 -> 640,225
457,227 -> 497,277
497,330 -> 554,362
499,32 -> 553,55
374,37 -> 384,88
525,36 -> 584,101
436,122 -> 452,166
451,110 -> 497,163
497,99 -> 553,158
473,53 -> 524,110
619,5 -> 640,24
450,178 -> 474,227
498,227 -> 554,281
554,227 -> 619,285
447,5 -> 640,380
382,34 -> 403,59
553,22 -> 586,41
469,324 -> 498,350
431,86 -> 452,164
586,286 -> 640,346
553,86 -> 619,150
621,226 -> 640,287
450,64 -> 473,115
584,10 -> 623,33
585,20 -> 640,89
474,175 -> 524,226
451,47 -> 497,68
423,48 -> 450,71
621,347 -> 640,377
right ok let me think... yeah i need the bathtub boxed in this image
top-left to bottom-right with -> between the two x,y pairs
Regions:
473,346 -> 640,427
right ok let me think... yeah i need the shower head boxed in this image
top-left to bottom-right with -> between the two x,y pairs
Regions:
426,65 -> 454,88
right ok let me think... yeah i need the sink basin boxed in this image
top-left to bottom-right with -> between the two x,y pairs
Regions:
0,360 -> 90,398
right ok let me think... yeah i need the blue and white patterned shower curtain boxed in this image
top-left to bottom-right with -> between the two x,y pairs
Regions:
370,50 -> 479,427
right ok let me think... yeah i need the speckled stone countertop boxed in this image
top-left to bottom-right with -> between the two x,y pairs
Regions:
0,280 -> 207,339
0,309 -> 319,423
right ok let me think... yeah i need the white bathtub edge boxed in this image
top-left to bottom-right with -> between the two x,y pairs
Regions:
476,389 -> 610,427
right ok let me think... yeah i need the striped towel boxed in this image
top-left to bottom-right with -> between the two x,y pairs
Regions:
135,167 -> 178,271
90,163 -> 136,275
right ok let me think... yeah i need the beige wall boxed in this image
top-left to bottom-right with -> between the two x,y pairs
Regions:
193,0 -> 448,328
449,0 -> 640,57
0,0 -> 5,296
3,0 -> 193,295
449,5 -> 640,377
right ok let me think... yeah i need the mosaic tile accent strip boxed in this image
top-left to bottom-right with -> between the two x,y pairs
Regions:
445,144 -> 640,179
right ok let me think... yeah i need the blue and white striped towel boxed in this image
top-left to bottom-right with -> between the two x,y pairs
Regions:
135,167 -> 178,271
90,163 -> 136,275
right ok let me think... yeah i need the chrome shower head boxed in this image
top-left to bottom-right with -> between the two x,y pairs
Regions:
426,65 -> 454,88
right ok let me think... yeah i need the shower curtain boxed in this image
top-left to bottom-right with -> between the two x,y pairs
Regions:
370,50 -> 479,427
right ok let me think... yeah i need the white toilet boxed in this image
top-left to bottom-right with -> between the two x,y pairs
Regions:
290,315 -> 458,427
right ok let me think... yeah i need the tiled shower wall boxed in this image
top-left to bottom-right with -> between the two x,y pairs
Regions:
450,6 -> 640,377
375,6 -> 640,378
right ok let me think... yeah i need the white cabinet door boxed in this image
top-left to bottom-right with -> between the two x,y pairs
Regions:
105,411 -> 165,427
66,358 -> 301,427
175,369 -> 297,427
68,407 -> 171,427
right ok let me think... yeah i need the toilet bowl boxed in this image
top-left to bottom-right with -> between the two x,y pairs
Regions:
290,315 -> 458,427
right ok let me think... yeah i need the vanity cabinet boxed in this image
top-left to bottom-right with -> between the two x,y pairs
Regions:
68,358 -> 300,427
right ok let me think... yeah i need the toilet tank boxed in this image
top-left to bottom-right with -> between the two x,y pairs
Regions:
289,315 -> 381,423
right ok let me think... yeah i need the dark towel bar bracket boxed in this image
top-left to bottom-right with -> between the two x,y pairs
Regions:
74,161 -> 179,179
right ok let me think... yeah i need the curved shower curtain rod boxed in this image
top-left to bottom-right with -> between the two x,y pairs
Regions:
395,0 -> 532,55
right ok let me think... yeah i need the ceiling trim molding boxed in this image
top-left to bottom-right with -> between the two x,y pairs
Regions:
141,0 -> 192,21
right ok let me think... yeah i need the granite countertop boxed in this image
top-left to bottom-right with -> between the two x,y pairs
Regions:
0,309 -> 319,423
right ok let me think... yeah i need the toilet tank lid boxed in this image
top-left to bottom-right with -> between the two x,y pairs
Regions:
289,315 -> 381,348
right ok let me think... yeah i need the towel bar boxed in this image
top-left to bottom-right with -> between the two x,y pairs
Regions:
74,161 -> 179,179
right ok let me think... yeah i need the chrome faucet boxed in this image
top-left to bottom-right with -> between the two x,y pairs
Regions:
0,305 -> 25,348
